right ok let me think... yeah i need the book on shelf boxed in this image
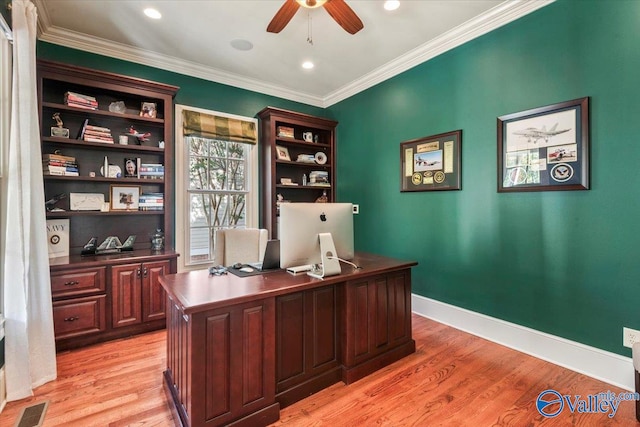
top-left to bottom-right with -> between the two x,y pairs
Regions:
139,163 -> 164,179
139,192 -> 164,211
85,124 -> 111,132
43,152 -> 76,162
43,167 -> 79,177
84,136 -> 114,144
43,159 -> 78,167
42,151 -> 79,175
77,119 -> 113,142
64,91 -> 98,110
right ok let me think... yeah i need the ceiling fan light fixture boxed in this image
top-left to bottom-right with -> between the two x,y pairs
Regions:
296,0 -> 328,9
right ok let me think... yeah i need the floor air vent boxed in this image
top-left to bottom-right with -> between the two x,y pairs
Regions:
14,400 -> 49,427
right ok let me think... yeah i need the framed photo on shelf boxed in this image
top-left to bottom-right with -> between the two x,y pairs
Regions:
497,97 -> 589,192
400,129 -> 462,192
140,102 -> 157,118
110,185 -> 140,211
123,158 -> 138,178
276,145 -> 291,161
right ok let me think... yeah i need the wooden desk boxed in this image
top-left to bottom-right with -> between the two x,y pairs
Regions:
160,253 -> 417,427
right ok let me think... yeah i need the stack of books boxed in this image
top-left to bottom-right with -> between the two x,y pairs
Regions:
139,163 -> 164,179
64,91 -> 98,110
139,192 -> 164,211
78,120 -> 114,144
43,152 -> 79,176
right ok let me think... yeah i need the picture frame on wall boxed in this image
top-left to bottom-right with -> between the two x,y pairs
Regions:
400,130 -> 462,192
110,185 -> 140,211
497,97 -> 590,192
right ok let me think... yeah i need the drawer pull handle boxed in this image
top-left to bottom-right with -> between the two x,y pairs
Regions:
64,316 -> 79,322
64,281 -> 80,286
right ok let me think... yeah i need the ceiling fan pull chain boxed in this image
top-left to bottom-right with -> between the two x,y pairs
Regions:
307,11 -> 313,45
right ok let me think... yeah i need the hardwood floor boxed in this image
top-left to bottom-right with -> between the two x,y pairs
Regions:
1,314 -> 638,426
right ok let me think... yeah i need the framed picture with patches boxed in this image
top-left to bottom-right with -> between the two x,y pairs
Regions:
400,129 -> 462,192
498,97 -> 590,192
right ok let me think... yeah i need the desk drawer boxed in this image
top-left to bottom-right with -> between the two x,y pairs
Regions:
53,295 -> 107,340
51,267 -> 106,298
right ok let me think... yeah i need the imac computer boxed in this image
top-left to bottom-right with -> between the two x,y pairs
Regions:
279,202 -> 355,278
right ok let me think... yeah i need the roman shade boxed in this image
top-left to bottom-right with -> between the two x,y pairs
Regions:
182,110 -> 257,144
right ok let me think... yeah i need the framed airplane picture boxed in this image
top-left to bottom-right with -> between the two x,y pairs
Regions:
400,129 -> 461,192
497,97 -> 590,192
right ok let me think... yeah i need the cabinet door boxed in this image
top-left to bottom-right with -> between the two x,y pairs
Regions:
189,298 -> 276,426
275,284 -> 341,405
111,263 -> 142,328
142,260 -> 170,322
344,270 -> 412,367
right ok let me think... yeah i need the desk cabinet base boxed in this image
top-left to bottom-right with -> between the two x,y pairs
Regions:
161,254 -> 417,427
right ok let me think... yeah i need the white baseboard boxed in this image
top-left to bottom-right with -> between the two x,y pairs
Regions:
412,294 -> 635,391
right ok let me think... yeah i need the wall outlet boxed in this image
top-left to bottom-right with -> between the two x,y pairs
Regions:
352,204 -> 359,214
623,327 -> 640,348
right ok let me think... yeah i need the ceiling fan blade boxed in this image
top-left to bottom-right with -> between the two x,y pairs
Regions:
267,0 -> 301,33
323,0 -> 364,35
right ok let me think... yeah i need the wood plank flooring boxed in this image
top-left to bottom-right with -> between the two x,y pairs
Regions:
0,314 -> 638,426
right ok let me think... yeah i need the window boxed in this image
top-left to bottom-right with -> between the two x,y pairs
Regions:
175,105 -> 259,271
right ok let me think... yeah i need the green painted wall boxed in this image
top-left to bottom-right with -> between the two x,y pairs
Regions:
36,0 -> 640,358
329,0 -> 640,357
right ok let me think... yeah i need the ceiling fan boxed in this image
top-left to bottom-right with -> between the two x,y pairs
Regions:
267,0 -> 364,35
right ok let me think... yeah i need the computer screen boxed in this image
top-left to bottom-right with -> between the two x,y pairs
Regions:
279,202 -> 354,269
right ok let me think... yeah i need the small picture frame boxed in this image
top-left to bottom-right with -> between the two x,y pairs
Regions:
276,145 -> 291,161
140,102 -> 157,118
110,185 -> 140,211
124,158 -> 138,178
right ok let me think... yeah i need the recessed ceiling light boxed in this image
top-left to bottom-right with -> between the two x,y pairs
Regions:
302,61 -> 314,69
230,39 -> 254,51
384,1 -> 400,11
144,8 -> 162,19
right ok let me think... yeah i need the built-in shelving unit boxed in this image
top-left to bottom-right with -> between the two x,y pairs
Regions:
37,59 -> 179,350
258,106 -> 338,238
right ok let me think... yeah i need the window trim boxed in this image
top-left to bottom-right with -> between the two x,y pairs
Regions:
175,104 -> 259,272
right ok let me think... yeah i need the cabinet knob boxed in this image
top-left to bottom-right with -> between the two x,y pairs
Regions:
64,316 -> 79,322
137,268 -> 142,277
64,281 -> 80,286
142,267 -> 148,277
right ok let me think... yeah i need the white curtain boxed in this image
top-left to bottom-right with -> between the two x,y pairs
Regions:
3,0 -> 57,400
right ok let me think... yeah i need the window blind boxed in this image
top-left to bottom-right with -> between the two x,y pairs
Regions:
182,110 -> 257,144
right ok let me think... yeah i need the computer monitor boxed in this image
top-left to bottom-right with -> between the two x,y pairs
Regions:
279,203 -> 354,276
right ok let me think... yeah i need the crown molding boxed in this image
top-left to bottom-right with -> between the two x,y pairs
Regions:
34,0 -> 554,109
323,0 -> 555,106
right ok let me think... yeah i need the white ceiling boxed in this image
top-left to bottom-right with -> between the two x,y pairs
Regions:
33,0 -> 553,108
